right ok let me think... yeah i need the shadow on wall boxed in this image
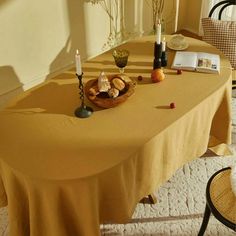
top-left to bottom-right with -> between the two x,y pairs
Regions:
0,0 -> 13,7
46,0 -> 146,83
0,1 -> 23,110
124,0 -> 144,37
46,0 -> 87,81
0,66 -> 23,110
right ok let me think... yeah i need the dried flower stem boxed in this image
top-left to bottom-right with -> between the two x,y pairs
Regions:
87,0 -> 132,50
146,0 -> 165,31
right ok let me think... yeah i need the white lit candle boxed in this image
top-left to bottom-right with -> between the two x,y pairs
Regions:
162,37 -> 166,51
75,49 -> 82,75
156,21 -> 161,45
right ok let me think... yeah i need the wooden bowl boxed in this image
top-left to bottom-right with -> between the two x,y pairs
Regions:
84,74 -> 135,109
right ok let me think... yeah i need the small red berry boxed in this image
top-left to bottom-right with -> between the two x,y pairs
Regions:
170,102 -> 176,109
177,69 -> 182,75
138,75 -> 143,81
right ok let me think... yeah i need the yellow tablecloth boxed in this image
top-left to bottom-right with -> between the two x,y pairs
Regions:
0,36 -> 232,236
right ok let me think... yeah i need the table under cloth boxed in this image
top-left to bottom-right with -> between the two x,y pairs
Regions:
0,36 -> 233,236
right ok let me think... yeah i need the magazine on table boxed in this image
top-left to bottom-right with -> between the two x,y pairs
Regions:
171,51 -> 220,74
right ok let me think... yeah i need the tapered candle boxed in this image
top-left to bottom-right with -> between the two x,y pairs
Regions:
162,37 -> 166,51
161,36 -> 167,67
75,49 -> 82,75
156,21 -> 161,45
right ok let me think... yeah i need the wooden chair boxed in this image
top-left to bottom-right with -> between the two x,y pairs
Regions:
208,0 -> 236,20
203,0 -> 236,89
198,167 -> 236,235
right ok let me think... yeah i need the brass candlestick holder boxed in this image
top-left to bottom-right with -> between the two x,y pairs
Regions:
74,73 -> 93,118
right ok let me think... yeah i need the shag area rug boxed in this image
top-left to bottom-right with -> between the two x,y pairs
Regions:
101,153 -> 235,236
1,99 -> 236,236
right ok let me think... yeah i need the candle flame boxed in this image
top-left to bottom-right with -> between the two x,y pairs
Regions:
76,49 -> 79,55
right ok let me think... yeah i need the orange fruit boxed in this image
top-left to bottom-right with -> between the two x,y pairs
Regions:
151,68 -> 165,83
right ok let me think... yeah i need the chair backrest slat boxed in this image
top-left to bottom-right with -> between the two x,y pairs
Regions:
208,0 -> 236,19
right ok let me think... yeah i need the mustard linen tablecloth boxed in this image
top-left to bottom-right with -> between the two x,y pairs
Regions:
0,36 -> 233,236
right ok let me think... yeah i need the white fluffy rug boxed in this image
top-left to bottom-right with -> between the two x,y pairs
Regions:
101,153 -> 236,236
1,98 -> 236,236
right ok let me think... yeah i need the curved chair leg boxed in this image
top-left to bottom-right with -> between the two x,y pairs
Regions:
148,194 -> 157,204
198,204 -> 211,236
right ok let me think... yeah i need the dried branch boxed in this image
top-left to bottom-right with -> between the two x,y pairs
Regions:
146,0 -> 165,31
86,0 -> 132,50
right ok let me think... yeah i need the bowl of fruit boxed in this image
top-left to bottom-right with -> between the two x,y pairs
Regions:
84,73 -> 135,109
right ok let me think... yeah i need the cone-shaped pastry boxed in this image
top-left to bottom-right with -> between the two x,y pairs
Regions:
98,71 -> 111,92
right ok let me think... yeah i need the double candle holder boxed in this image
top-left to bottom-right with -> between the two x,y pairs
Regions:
153,43 -> 162,69
74,73 -> 93,118
153,42 -> 168,69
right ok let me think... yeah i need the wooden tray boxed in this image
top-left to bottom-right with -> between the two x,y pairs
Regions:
84,74 -> 135,109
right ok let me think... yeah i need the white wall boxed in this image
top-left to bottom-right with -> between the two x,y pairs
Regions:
0,0 -> 178,109
178,0 -> 202,34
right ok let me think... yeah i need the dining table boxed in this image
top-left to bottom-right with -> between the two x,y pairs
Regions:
0,35 -> 233,236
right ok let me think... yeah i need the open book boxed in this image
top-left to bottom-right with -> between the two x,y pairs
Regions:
171,51 -> 220,74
